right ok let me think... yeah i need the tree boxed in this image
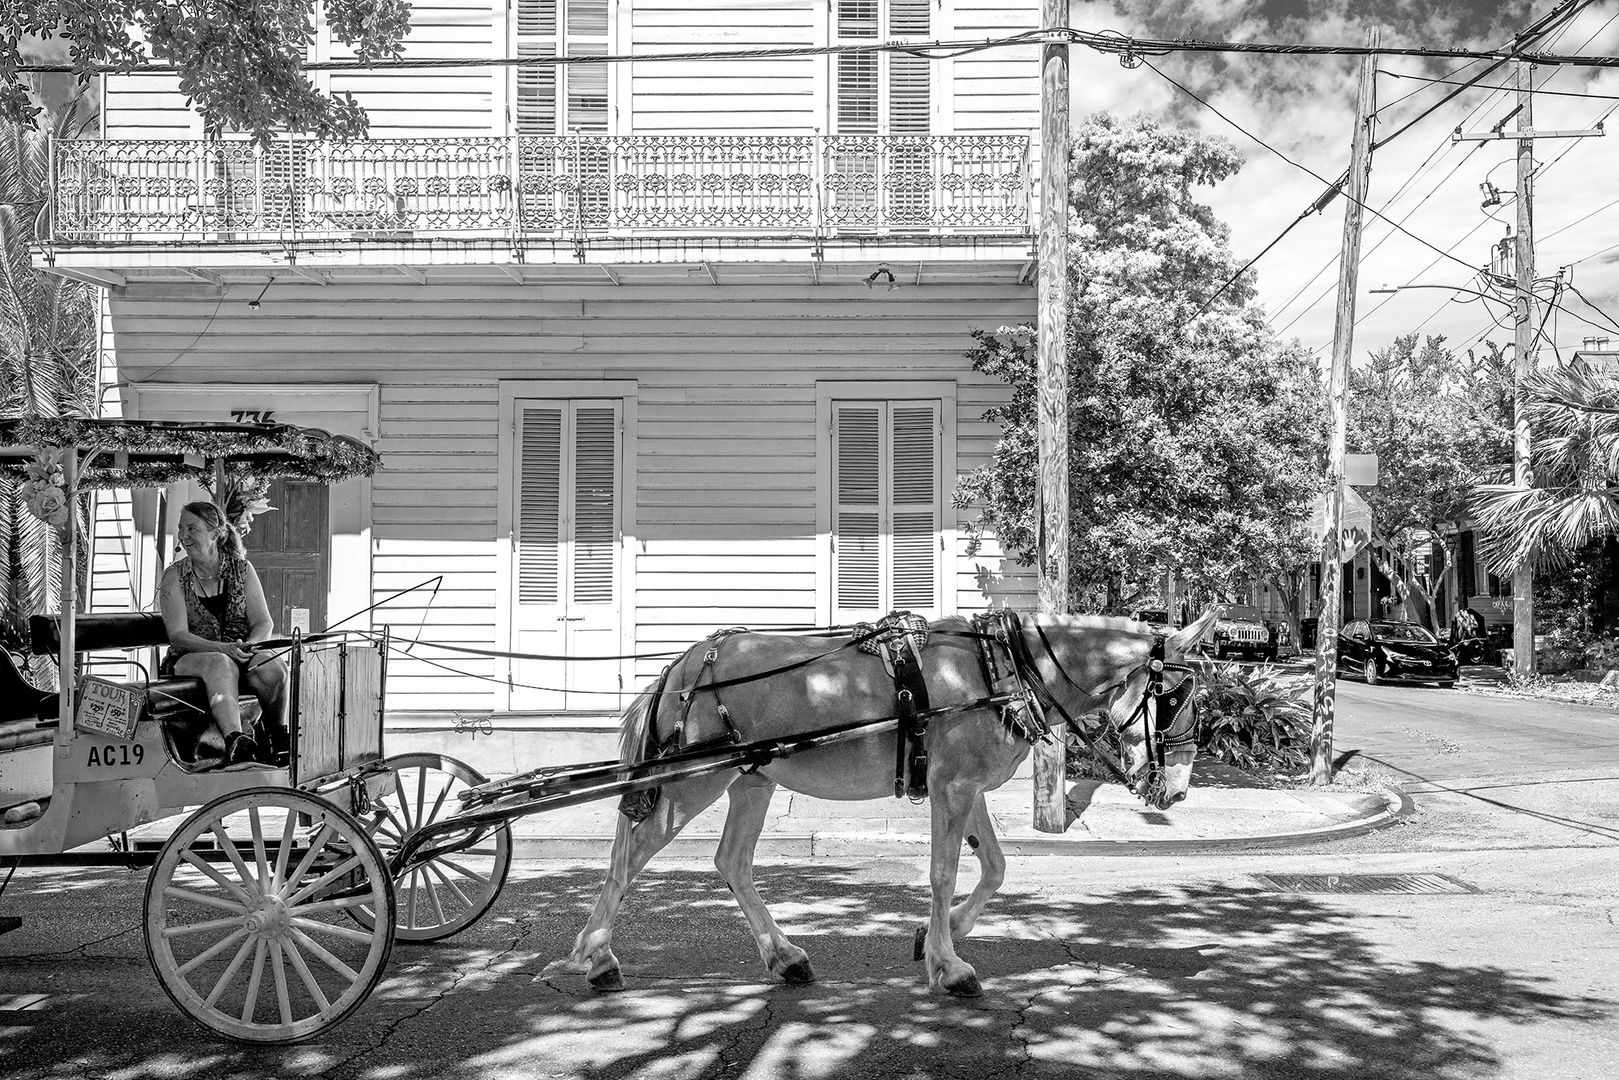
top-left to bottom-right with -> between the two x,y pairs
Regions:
1471,364 -> 1619,575
956,114 -> 1327,613
4,0 -> 413,142
1346,333 -> 1512,627
1,102 -> 97,666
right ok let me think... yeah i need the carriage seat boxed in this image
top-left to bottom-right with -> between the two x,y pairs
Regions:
0,649 -> 56,752
25,613 -> 260,769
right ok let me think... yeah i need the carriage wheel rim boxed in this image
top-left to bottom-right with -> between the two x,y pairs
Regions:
144,787 -> 395,1044
355,752 -> 512,942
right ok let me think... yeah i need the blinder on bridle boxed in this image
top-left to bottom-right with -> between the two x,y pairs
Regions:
1126,634 -> 1199,774
1029,621 -> 1198,804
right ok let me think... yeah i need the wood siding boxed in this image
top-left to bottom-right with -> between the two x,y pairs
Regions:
98,2 -> 1040,138
952,2 -> 1041,134
630,0 -> 820,133
106,283 -> 1035,711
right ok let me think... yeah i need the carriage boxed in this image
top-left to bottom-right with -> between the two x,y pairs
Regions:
1,415 -> 1208,1042
0,417 -> 514,1043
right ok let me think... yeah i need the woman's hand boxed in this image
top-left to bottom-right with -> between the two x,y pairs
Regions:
216,640 -> 254,664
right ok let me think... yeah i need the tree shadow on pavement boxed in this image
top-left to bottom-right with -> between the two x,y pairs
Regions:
0,862 -> 1607,1080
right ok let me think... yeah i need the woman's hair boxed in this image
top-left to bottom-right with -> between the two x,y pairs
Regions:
179,500 -> 246,558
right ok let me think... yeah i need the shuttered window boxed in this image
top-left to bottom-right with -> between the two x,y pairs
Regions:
572,407 -> 617,605
833,401 -> 941,620
517,407 -> 563,605
515,0 -> 609,136
515,400 -> 619,610
833,0 -> 931,136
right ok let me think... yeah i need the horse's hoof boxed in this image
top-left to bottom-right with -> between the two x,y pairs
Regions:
912,926 -> 927,961
780,959 -> 816,984
588,967 -> 625,992
943,973 -> 982,998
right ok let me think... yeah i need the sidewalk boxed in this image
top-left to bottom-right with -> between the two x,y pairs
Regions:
504,759 -> 1409,860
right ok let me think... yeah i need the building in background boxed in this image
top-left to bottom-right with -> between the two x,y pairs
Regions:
40,1 -> 1044,752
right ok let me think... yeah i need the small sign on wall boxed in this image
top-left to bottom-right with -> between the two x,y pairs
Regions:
75,676 -> 141,740
290,607 -> 311,635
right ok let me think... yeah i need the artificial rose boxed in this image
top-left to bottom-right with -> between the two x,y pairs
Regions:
23,482 -> 70,527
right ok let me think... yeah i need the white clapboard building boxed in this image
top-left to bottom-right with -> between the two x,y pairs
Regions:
45,1 -> 1043,752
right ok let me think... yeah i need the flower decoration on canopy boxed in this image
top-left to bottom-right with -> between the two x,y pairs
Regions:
19,447 -> 70,531
221,475 -> 275,539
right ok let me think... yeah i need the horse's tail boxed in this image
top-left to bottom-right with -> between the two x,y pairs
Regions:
616,675 -> 669,823
617,679 -> 663,764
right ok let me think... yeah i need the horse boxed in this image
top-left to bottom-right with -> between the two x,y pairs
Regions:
563,610 -> 1216,998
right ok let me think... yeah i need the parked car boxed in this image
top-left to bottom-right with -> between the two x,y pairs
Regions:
1205,605 -> 1276,661
1130,608 -> 1173,632
1336,620 -> 1458,687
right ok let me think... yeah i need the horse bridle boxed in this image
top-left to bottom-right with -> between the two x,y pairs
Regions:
1027,622 -> 1199,801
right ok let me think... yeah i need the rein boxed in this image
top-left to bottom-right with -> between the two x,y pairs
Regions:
1025,618 -> 1199,797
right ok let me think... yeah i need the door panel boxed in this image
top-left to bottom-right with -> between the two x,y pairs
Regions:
511,399 -> 622,712
245,478 -> 330,636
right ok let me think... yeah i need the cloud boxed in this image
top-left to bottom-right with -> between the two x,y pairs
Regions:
1070,1 -> 1619,365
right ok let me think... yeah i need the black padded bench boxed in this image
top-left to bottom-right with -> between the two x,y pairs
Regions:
16,613 -> 261,769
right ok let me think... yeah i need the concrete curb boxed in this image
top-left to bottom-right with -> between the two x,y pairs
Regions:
505,785 -> 1415,861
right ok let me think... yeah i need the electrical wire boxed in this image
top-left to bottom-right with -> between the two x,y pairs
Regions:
1140,58 -> 1491,325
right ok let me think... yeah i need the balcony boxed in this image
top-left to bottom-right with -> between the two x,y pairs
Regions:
49,135 -> 1032,246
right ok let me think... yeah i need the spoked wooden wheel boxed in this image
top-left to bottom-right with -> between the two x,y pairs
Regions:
144,788 -> 395,1045
356,753 -> 513,942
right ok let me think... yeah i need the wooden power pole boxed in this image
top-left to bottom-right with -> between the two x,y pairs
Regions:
1512,61 -> 1538,675
1032,0 -> 1070,833
1454,63 -> 1603,672
1309,28 -> 1379,786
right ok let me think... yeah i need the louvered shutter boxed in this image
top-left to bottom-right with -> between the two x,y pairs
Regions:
889,0 -> 929,35
517,406 -> 562,605
890,404 -> 938,611
571,406 -> 617,607
838,0 -> 879,38
834,406 -> 882,615
516,0 -> 559,136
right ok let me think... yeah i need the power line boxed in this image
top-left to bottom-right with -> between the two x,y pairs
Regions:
22,18 -> 1619,76
1140,58 -> 1488,324
1383,69 -> 1619,102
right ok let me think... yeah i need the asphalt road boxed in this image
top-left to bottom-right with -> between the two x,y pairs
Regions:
2,682 -> 1616,1080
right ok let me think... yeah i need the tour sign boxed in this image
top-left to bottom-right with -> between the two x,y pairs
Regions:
75,676 -> 141,740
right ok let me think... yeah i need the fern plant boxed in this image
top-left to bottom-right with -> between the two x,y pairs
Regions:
1194,661 -> 1313,774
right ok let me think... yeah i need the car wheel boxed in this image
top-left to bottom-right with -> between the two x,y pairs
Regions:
1214,644 -> 1226,661
1364,658 -> 1382,686
1437,680 -> 1455,689
1263,648 -> 1278,663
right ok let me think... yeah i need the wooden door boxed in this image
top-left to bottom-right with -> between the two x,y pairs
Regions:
510,400 -> 623,712
245,478 -> 331,637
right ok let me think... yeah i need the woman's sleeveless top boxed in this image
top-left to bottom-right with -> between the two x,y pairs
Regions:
178,554 -> 253,644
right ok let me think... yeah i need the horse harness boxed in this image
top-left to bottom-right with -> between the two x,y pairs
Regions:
618,611 -> 1194,821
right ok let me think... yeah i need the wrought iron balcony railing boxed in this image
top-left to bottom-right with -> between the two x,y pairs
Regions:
50,134 -> 1032,244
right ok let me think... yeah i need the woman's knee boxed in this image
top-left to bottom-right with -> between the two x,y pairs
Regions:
175,652 -> 240,690
246,660 -> 287,699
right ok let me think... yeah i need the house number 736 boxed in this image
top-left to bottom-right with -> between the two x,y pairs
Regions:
230,410 -> 275,424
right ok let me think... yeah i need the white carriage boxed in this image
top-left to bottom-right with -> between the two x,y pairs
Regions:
0,417 -> 513,1044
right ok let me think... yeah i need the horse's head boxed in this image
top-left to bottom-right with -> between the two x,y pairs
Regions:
1025,610 -> 1217,811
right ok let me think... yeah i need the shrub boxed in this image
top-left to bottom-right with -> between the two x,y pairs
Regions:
1193,661 -> 1313,774
1063,661 -> 1313,780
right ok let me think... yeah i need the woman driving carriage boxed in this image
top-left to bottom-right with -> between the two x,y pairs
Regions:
157,501 -> 289,767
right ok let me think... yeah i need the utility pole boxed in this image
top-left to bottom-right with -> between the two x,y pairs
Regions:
1309,28 -> 1378,786
1453,65 -> 1603,674
1032,0 -> 1070,833
1512,61 -> 1537,676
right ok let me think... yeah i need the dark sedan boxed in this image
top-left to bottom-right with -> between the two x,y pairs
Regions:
1336,620 -> 1458,687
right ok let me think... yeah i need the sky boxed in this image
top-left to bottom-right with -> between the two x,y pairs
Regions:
1070,0 -> 1619,370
